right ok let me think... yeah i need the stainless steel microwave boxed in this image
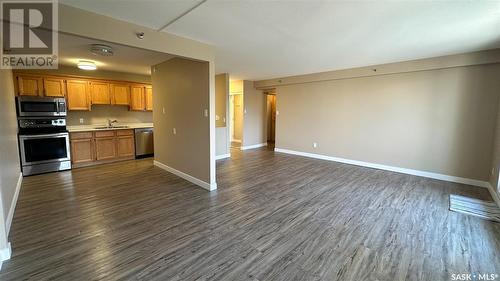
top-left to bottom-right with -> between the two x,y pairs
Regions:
16,96 -> 67,117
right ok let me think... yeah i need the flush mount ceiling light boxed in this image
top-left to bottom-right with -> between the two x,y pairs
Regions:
90,44 -> 114,56
77,60 -> 97,70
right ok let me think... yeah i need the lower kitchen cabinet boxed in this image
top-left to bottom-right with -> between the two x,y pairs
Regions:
70,138 -> 95,164
95,137 -> 117,160
70,129 -> 136,168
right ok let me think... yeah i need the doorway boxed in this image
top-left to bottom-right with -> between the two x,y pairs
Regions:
229,93 -> 243,148
266,92 -> 276,146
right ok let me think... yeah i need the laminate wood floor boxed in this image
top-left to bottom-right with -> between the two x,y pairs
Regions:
1,148 -> 499,280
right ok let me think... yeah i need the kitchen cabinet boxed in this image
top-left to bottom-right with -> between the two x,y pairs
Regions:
17,75 -> 43,96
145,86 -> 153,111
43,77 -> 66,97
95,137 -> 117,160
66,80 -> 90,111
116,130 -> 135,157
70,132 -> 95,164
70,129 -> 136,168
13,72 -> 152,110
130,85 -> 145,111
90,81 -> 111,105
111,83 -> 130,105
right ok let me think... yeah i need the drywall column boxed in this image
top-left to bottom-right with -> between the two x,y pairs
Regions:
152,58 -> 216,190
215,74 -> 230,158
241,81 -> 267,149
0,69 -> 21,264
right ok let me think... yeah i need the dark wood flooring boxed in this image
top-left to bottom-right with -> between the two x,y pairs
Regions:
1,147 -> 499,280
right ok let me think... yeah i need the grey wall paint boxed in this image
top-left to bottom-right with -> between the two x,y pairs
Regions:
0,70 -> 21,248
242,81 -> 267,147
152,58 -> 211,183
276,64 -> 500,181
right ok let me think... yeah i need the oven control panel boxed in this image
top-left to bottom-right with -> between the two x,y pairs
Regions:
19,118 -> 66,128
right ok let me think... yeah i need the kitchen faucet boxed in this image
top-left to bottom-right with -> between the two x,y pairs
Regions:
107,119 -> 118,127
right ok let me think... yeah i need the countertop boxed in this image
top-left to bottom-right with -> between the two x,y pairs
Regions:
67,123 -> 153,133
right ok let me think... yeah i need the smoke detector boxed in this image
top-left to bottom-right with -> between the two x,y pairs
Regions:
90,44 -> 114,56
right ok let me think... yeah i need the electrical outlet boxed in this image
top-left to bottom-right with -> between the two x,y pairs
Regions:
204,109 -> 208,117
313,142 -> 318,148
79,118 -> 84,124
173,128 -> 176,135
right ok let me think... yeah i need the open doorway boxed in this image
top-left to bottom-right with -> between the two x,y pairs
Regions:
266,91 -> 277,148
229,80 -> 244,148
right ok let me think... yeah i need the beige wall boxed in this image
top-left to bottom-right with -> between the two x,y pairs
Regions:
489,98 -> 500,202
67,105 -> 152,126
231,94 -> 244,141
215,74 -> 228,127
0,70 -> 21,251
215,74 -> 229,156
152,58 -> 211,183
242,81 -> 267,147
275,63 -> 500,182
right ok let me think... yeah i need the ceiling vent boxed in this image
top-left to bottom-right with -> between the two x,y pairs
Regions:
90,44 -> 114,56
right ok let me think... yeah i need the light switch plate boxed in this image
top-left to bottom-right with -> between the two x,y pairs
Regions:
313,142 -> 318,148
79,118 -> 84,124
162,107 -> 166,114
173,128 -> 177,135
204,109 -> 208,117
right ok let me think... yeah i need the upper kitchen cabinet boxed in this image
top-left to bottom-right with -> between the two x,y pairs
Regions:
111,83 -> 130,106
66,79 -> 90,111
130,85 -> 145,111
16,74 -> 43,96
43,77 -> 66,97
145,86 -> 153,111
90,81 -> 111,105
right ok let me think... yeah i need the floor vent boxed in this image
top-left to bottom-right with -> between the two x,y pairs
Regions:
450,194 -> 500,223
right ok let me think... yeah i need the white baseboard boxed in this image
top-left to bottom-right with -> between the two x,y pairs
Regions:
6,173 -> 22,235
215,153 -> 231,160
0,243 -> 12,270
275,148 -> 490,188
241,143 -> 267,151
153,161 -> 217,191
486,183 -> 500,209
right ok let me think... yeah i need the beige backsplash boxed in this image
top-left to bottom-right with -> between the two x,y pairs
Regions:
67,105 -> 153,125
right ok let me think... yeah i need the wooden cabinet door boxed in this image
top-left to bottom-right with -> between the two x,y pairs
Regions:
111,83 -> 130,105
145,86 -> 153,111
117,136 -> 135,157
95,137 -> 117,160
67,80 -> 90,111
43,77 -> 65,97
17,75 -> 43,96
130,85 -> 145,111
70,139 -> 94,164
90,81 -> 111,105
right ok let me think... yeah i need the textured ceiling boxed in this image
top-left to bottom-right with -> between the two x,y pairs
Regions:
61,0 -> 500,80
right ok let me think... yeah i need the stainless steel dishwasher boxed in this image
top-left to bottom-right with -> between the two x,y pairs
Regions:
135,128 -> 154,158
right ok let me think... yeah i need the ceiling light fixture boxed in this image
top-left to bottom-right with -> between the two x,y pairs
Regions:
77,60 -> 97,70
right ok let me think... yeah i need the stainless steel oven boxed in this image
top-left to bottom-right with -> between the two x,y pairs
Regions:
18,118 -> 71,176
16,96 -> 67,117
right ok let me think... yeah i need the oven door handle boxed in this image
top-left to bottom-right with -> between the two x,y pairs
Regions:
19,133 -> 69,139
